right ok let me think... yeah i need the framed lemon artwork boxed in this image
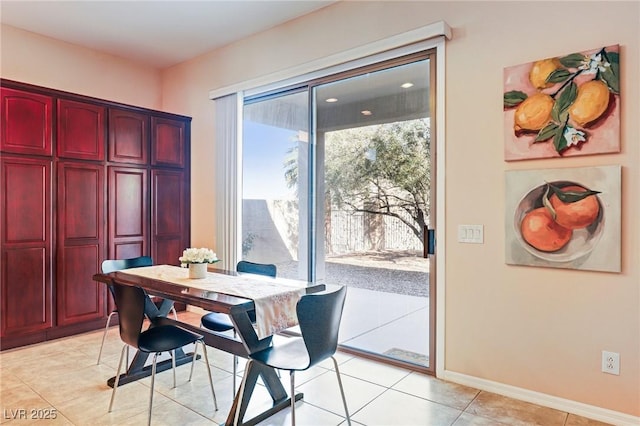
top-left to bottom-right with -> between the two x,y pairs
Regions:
503,45 -> 620,161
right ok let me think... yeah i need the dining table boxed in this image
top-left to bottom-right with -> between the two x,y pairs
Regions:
92,264 -> 325,426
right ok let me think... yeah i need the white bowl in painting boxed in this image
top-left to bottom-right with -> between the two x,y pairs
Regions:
514,180 -> 604,262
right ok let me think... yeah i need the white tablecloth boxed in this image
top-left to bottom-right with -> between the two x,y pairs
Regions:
120,265 -> 306,339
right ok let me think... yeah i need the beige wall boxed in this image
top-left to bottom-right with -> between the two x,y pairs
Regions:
2,0 -> 638,419
1,25 -> 162,110
163,1 -> 639,418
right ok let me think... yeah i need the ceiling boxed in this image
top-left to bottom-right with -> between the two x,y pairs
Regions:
0,0 -> 337,69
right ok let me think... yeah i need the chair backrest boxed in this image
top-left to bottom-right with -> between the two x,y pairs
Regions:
101,256 -> 153,274
236,260 -> 276,278
111,282 -> 146,349
297,286 -> 347,367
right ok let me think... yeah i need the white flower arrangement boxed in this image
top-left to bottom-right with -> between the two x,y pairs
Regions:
179,247 -> 219,267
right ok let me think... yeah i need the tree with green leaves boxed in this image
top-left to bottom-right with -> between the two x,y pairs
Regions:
285,118 -> 431,247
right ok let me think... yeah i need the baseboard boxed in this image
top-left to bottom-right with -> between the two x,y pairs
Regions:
442,370 -> 639,426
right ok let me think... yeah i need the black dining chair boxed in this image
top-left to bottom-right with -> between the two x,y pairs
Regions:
97,256 -> 178,365
200,260 -> 277,394
235,286 -> 350,426
108,282 -> 218,426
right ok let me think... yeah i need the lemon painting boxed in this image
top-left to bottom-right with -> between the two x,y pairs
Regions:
504,45 -> 620,161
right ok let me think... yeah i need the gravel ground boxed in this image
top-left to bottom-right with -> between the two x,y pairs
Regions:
276,251 -> 430,297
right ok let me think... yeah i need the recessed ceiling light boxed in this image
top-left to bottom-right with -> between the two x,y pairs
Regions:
361,110 -> 372,116
401,82 -> 414,89
325,98 -> 338,103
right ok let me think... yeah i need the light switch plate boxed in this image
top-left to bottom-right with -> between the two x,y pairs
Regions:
458,225 -> 484,244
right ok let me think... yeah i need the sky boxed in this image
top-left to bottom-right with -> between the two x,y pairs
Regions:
242,121 -> 300,200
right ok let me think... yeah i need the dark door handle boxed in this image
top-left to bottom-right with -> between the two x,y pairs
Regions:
424,228 -> 435,258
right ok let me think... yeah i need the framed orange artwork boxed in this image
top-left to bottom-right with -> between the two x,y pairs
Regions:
504,45 -> 620,161
505,165 -> 621,272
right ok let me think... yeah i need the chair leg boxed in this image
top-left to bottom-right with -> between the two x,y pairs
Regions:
148,352 -> 160,426
331,356 -> 351,426
97,311 -> 116,365
108,344 -> 127,412
290,371 -> 296,426
188,341 -> 199,382
171,350 -> 177,388
171,305 -> 178,320
198,340 -> 219,411
232,355 -> 237,397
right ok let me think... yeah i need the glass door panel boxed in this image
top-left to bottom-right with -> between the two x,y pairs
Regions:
242,90 -> 310,281
313,59 -> 433,368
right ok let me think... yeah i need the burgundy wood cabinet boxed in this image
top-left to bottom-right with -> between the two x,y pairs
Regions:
109,109 -> 148,164
108,166 -> 148,260
151,168 -> 188,265
57,99 -> 106,161
1,88 -> 53,156
0,80 -> 191,350
56,162 -> 105,326
1,157 -> 53,339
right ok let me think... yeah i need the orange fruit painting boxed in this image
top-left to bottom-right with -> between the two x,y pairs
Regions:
549,185 -> 600,230
520,207 -> 572,252
517,182 -> 601,253
506,166 -> 621,273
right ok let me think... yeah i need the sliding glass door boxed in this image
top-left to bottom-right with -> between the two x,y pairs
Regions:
241,52 -> 436,373
313,58 -> 433,370
241,90 -> 310,281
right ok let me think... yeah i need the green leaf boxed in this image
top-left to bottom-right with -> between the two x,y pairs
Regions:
559,53 -> 586,69
606,51 -> 620,66
548,183 -> 601,203
504,90 -> 528,107
600,51 -> 620,94
553,125 -> 568,153
546,69 -> 571,84
535,123 -> 559,142
600,69 -> 619,94
552,82 -> 577,122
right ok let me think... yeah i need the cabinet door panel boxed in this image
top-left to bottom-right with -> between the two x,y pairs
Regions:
108,167 -> 148,258
153,238 -> 183,266
151,169 -> 187,265
113,242 -> 145,260
60,166 -> 101,239
57,162 -> 105,326
1,88 -> 53,156
57,99 -> 105,160
1,157 -> 52,336
151,117 -> 185,168
57,245 -> 103,323
109,109 -> 149,164
3,161 -> 50,243
2,248 -> 52,335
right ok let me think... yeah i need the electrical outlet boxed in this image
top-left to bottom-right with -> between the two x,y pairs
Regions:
602,351 -> 620,375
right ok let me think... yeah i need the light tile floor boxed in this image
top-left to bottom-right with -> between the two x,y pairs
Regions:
0,311 -> 611,426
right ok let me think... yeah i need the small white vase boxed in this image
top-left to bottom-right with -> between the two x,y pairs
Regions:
188,263 -> 208,279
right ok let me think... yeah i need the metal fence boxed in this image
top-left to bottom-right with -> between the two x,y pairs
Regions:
328,209 -> 422,254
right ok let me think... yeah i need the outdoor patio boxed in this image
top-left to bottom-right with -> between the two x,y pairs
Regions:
276,251 -> 431,367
